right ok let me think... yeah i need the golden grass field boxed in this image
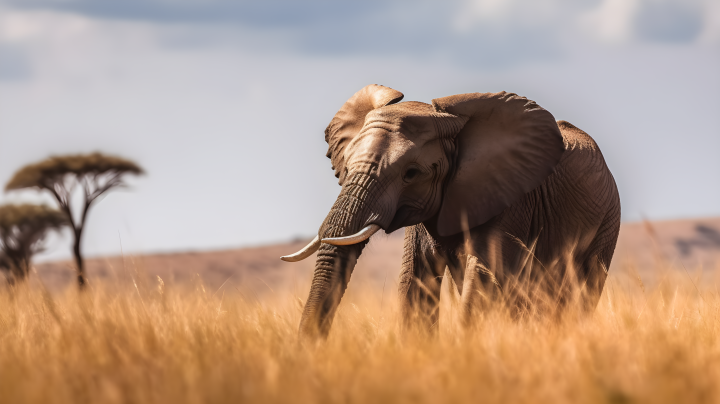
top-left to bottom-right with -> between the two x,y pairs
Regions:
2,260 -> 720,404
2,218 -> 720,404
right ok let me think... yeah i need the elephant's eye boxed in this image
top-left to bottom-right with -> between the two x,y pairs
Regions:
403,167 -> 422,182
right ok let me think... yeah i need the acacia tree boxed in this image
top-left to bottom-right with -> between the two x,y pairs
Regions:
0,203 -> 68,284
5,153 -> 143,288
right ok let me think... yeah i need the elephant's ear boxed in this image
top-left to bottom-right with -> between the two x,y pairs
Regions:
432,92 -> 565,237
325,84 -> 404,184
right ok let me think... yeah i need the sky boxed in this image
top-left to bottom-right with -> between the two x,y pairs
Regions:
0,0 -> 718,261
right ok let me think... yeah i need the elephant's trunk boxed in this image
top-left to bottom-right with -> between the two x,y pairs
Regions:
298,242 -> 365,339
298,167 -> 378,340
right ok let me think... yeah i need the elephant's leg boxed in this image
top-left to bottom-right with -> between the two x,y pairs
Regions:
577,254 -> 608,313
459,253 -> 502,327
578,209 -> 620,313
398,224 -> 446,333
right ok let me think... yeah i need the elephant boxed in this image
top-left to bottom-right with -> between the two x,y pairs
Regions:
282,84 -> 621,340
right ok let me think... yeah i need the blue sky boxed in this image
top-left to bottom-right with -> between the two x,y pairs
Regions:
0,0 -> 718,260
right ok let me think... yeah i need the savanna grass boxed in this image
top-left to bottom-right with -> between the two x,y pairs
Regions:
1,265 -> 720,404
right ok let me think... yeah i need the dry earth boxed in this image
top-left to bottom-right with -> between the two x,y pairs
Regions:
34,217 -> 720,297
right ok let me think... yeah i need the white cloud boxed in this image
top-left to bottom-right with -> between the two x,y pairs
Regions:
455,0 -> 573,24
0,7 -> 94,42
698,0 -> 720,43
455,0 -> 718,45
453,0 -> 513,31
579,0 -> 719,44
579,0 -> 641,43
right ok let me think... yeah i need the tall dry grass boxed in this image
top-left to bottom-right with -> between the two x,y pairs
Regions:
1,264 -> 720,404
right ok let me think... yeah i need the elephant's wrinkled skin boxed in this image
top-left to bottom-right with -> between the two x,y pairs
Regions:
284,85 -> 620,340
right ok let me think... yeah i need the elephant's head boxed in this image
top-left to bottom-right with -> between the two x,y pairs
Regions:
283,84 -> 564,339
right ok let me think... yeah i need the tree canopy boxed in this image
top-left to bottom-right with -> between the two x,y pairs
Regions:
5,152 -> 143,192
0,203 -> 68,239
0,203 -> 68,282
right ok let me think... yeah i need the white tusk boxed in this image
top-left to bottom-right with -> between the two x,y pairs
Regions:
280,236 -> 321,262
321,224 -> 382,246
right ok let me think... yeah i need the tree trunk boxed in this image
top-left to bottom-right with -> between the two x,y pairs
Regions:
73,228 -> 86,289
4,254 -> 29,285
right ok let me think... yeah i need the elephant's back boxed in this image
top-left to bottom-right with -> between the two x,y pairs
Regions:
555,120 -> 610,177
551,119 -> 620,232
557,120 -> 598,152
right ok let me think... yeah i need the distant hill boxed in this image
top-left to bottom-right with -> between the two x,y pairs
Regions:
34,217 -> 720,297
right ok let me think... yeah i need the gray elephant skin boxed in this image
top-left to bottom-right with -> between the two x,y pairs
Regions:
282,84 -> 621,340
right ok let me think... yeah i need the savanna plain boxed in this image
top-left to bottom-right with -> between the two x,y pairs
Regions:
2,219 -> 720,404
